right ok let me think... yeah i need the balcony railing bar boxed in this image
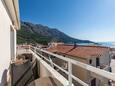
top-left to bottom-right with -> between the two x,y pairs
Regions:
35,49 -> 88,86
68,61 -> 72,86
31,47 -> 89,86
30,50 -> 70,86
35,51 -> 68,74
33,47 -> 115,82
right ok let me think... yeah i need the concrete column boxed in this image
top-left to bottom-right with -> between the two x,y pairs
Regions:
14,28 -> 16,60
10,25 -> 16,61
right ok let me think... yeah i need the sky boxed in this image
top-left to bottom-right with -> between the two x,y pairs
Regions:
19,0 -> 115,42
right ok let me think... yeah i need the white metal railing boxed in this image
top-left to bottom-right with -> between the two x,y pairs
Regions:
30,50 -> 70,86
27,46 -> 115,86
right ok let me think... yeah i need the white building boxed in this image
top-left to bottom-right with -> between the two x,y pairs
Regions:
47,44 -> 112,86
0,0 -> 20,85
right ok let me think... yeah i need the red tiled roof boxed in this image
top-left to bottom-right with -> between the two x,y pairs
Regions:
110,48 -> 115,51
47,44 -> 109,59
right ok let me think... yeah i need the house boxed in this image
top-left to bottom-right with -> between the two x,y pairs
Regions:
110,48 -> 115,59
0,0 -> 20,85
47,43 -> 112,86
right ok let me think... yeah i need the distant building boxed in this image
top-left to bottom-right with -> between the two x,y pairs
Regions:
47,44 -> 112,86
0,0 -> 20,85
110,48 -> 115,59
48,42 -> 64,47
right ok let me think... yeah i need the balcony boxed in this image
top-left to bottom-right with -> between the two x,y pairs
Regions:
9,45 -> 115,86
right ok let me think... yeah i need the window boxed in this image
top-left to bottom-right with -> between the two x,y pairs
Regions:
63,55 -> 65,57
96,58 -> 100,67
91,78 -> 96,86
89,59 -> 92,64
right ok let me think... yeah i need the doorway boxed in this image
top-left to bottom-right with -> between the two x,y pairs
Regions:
91,78 -> 96,86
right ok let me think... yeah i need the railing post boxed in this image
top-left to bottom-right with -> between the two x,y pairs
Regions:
49,55 -> 54,68
34,47 -> 37,53
68,61 -> 72,86
28,45 -> 30,51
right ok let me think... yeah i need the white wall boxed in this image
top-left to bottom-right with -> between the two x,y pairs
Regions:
100,51 -> 110,66
0,0 -> 13,83
88,51 -> 110,68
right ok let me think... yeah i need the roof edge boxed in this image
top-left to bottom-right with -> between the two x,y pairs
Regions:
4,0 -> 20,29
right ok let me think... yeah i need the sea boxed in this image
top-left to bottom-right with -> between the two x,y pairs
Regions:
98,42 -> 115,48
77,42 -> 115,48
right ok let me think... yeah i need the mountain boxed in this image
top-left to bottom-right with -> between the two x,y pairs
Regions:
17,21 -> 93,45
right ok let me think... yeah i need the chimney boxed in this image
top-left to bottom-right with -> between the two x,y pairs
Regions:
74,42 -> 77,48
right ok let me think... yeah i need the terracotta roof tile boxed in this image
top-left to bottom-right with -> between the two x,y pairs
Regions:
47,44 -> 109,59
110,48 -> 115,51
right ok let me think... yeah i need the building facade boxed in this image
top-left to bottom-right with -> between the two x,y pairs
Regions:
47,44 -> 112,86
0,0 -> 20,85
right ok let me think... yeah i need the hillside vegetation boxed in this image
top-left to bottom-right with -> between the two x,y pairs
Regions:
17,21 -> 93,45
